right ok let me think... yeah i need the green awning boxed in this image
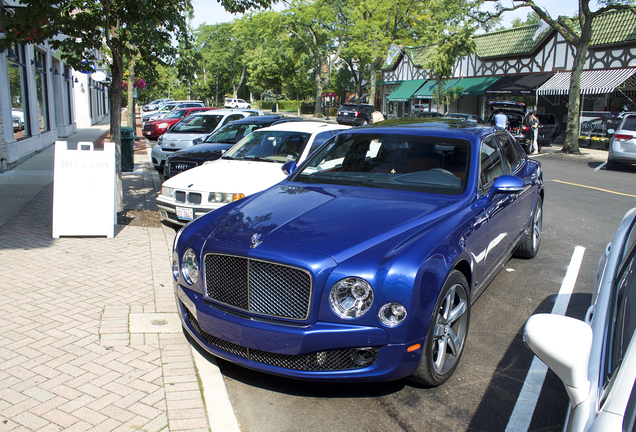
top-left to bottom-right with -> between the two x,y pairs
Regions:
455,76 -> 502,95
386,79 -> 427,102
413,79 -> 461,99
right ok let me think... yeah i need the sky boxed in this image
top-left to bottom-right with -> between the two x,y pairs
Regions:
190,0 -> 583,30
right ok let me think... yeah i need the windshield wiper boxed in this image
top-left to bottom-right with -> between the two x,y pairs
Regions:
242,155 -> 277,162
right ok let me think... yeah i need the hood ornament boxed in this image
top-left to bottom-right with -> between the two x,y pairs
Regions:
251,233 -> 263,249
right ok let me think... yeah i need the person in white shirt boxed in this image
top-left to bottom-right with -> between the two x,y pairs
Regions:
494,110 -> 508,129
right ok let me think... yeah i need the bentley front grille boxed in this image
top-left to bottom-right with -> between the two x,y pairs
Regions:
204,254 -> 311,320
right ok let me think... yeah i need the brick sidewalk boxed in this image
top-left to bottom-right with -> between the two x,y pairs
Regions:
0,138 -> 213,431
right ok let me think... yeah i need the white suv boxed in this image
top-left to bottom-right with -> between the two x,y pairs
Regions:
156,122 -> 349,225
224,98 -> 251,109
151,109 -> 262,170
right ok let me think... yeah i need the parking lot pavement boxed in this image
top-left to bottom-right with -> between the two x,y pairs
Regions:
0,122 -> 237,431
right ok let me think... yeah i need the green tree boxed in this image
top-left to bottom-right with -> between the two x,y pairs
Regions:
478,0 -> 636,153
195,21 -> 249,100
283,0 -> 346,117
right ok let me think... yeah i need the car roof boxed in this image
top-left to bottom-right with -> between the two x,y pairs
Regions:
221,115 -> 301,125
188,109 -> 251,116
257,121 -> 349,134
355,118 -> 498,140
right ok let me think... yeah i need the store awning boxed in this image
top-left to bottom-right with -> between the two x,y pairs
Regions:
455,76 -> 501,96
536,68 -> 636,95
386,79 -> 427,101
485,73 -> 553,95
413,79 -> 461,99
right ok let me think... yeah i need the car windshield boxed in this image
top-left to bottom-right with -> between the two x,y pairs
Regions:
290,133 -> 470,195
204,122 -> 263,144
157,105 -> 175,113
223,130 -> 311,163
171,114 -> 223,133
166,110 -> 189,120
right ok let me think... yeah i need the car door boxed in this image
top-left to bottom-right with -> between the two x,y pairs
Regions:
478,135 -> 520,281
495,132 -> 535,240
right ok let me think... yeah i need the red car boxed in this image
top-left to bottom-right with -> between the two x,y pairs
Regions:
143,107 -> 216,139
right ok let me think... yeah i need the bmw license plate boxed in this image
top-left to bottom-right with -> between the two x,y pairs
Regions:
176,206 -> 193,221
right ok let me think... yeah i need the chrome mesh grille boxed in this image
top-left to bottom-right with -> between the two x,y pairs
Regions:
204,254 -> 311,320
184,308 -> 378,371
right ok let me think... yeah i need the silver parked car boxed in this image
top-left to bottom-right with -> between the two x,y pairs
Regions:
524,207 -> 636,432
607,114 -> 636,169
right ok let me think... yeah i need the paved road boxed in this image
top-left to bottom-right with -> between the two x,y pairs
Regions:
218,148 -> 636,432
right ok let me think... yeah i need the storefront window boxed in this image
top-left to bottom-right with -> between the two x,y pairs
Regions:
7,43 -> 30,140
34,50 -> 50,133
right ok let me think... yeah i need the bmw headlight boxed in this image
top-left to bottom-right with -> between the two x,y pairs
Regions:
378,302 -> 407,327
329,277 -> 374,319
181,249 -> 199,285
161,186 -> 174,197
208,192 -> 245,203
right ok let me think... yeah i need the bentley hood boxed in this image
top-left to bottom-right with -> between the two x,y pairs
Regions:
205,183 -> 458,261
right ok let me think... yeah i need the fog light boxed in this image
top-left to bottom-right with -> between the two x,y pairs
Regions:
351,348 -> 375,366
378,302 -> 407,327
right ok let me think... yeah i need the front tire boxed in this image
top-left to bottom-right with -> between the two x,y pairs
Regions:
411,270 -> 470,386
515,195 -> 542,258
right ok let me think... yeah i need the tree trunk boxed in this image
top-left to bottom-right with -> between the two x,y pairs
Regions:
110,47 -> 124,212
370,61 -> 378,107
127,61 -> 134,130
562,38 -> 591,154
297,92 -> 300,115
314,66 -> 323,117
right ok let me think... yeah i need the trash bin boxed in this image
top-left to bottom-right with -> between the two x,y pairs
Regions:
121,127 -> 135,172
271,104 -> 276,113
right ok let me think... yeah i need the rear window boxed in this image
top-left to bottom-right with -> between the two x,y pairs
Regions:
621,116 -> 636,132
537,114 -> 557,125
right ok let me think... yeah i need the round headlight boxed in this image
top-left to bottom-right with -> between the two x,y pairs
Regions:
181,249 -> 199,285
329,277 -> 374,319
158,136 -> 164,145
193,138 -> 203,145
378,302 -> 407,327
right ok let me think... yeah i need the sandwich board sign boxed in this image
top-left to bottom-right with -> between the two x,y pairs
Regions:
52,140 -> 116,238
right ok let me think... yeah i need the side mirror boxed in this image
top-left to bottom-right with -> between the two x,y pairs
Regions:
524,314 -> 593,407
607,129 -> 615,135
282,160 -> 297,176
491,175 -> 525,194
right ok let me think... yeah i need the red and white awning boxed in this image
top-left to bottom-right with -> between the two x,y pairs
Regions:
536,68 -> 636,95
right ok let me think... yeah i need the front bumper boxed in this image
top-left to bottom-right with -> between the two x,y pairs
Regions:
175,285 -> 424,381
156,197 -> 221,225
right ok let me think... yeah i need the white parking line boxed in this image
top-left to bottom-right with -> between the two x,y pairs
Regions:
595,161 -> 607,171
505,246 -> 586,432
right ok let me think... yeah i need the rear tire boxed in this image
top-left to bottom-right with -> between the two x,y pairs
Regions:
410,270 -> 470,386
606,159 -> 619,170
515,195 -> 542,258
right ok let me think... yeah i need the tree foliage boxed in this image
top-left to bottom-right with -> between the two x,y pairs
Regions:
477,0 -> 636,153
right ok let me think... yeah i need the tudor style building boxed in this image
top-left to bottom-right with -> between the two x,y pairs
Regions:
381,9 -> 636,129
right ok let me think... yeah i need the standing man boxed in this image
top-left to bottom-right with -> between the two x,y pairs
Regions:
494,109 -> 508,129
529,111 -> 540,154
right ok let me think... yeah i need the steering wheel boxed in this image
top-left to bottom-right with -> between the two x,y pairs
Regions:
429,168 -> 455,176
